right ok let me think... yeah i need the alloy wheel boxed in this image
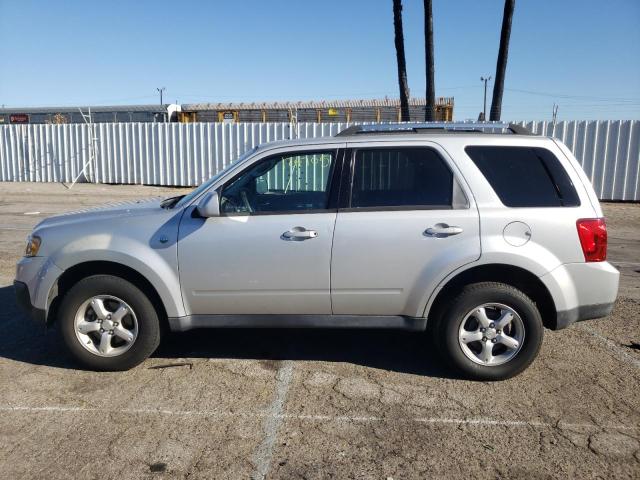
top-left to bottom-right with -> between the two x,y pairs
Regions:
74,295 -> 138,357
457,303 -> 525,366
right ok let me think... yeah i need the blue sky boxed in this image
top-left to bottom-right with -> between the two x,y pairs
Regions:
1,0 -> 639,120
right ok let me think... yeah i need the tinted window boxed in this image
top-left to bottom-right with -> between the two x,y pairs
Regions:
465,146 -> 580,207
350,148 -> 453,208
221,151 -> 335,214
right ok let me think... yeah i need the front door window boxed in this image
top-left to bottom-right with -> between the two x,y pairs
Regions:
221,151 -> 335,214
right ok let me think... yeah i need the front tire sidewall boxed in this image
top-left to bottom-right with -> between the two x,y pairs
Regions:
59,275 -> 160,371
441,283 -> 543,381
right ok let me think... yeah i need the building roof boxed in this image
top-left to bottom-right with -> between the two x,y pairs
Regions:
0,104 -> 167,114
182,97 -> 454,111
0,97 -> 455,115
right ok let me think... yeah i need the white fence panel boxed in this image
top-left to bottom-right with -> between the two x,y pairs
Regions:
516,120 -> 639,200
1,120 -> 639,200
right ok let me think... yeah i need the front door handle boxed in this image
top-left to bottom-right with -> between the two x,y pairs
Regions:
424,223 -> 463,238
281,227 -> 319,241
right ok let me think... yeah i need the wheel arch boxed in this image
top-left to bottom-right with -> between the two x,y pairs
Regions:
425,263 -> 558,330
48,260 -> 170,332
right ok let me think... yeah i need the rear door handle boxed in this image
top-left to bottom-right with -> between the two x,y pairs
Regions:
281,227 -> 319,241
424,223 -> 463,238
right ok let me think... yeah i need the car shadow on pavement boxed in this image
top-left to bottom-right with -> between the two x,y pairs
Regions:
0,285 -> 77,369
155,328 -> 456,378
0,285 -> 459,378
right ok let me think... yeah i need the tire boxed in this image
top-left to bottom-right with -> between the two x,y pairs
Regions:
58,275 -> 161,371
435,282 -> 543,381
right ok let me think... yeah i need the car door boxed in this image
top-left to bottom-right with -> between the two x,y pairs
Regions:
178,144 -> 344,315
331,141 -> 481,317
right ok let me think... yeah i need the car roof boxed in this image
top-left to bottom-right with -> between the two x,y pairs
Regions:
256,132 -> 553,151
255,122 -> 554,151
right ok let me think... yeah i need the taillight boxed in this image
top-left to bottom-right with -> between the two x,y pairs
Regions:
576,218 -> 607,262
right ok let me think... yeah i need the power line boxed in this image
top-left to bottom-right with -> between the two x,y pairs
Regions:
505,88 -> 640,103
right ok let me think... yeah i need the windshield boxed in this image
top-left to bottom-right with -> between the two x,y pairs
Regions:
172,147 -> 258,209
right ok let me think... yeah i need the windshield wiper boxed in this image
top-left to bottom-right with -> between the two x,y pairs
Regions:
160,195 -> 185,209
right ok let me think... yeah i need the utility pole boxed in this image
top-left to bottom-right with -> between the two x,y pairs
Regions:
393,0 -> 411,121
480,76 -> 491,121
552,103 -> 559,125
156,87 -> 166,105
490,0 -> 515,121
424,0 -> 436,121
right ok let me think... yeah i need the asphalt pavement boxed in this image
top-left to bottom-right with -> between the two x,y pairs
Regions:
0,182 -> 638,479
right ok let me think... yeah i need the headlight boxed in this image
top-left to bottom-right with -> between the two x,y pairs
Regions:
25,235 -> 42,257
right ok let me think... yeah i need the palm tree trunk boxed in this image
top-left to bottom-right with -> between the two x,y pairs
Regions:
424,0 -> 436,121
393,0 -> 411,121
490,0 -> 515,121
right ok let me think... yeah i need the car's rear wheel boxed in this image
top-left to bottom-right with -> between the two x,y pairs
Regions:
435,282 -> 543,381
59,275 -> 160,371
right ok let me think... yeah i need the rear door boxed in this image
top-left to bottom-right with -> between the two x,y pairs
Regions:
330,141 -> 480,317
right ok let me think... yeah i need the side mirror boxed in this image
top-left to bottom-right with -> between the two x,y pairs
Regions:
196,191 -> 221,218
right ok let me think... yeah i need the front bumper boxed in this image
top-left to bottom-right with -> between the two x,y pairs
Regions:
14,280 -> 46,323
14,256 -> 63,324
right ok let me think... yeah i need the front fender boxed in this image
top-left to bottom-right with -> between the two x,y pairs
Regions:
50,246 -> 185,318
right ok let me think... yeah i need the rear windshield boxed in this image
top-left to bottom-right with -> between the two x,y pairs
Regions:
465,146 -> 580,207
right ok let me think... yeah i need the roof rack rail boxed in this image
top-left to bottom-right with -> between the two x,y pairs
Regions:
335,122 -> 532,137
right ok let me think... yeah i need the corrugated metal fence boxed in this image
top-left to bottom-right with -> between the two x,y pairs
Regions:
520,121 -> 639,201
1,120 -> 638,200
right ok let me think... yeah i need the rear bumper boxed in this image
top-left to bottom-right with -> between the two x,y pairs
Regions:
555,302 -> 615,330
14,280 -> 46,324
541,261 -> 619,330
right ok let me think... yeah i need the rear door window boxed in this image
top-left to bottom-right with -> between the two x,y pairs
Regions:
349,147 -> 454,209
465,146 -> 580,207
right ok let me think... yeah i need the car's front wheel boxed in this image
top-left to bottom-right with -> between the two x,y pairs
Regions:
58,275 -> 161,371
436,282 -> 543,381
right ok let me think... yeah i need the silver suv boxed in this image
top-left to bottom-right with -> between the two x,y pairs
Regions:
14,123 -> 619,380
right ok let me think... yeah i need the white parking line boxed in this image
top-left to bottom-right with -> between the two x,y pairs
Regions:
0,224 -> 33,231
0,405 -> 636,432
251,360 -> 294,480
577,325 -> 640,369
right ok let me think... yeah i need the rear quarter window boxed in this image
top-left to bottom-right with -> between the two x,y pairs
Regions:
465,146 -> 580,207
